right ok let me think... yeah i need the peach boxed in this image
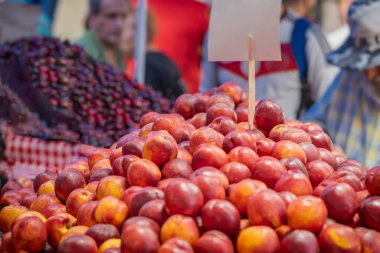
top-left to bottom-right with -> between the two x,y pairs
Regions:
301,122 -> 323,133
205,93 -> 235,110
228,146 -> 259,172
58,235 -> 98,253
66,189 -> 96,216
121,186 -> 142,208
64,161 -> 91,182
128,187 -> 164,216
280,229 -> 320,253
91,159 -> 112,174
229,179 -> 267,216
319,224 -> 362,253
112,154 -> 139,177
319,148 -> 337,168
189,127 -> 223,153
37,180 -> 55,195
209,116 -> 237,136
85,181 -> 99,194
328,171 -> 364,191
171,122 -> 196,143
86,224 -> 120,246
142,130 -> 178,166
159,237 -> 194,253
206,104 -> 237,124
355,227 -> 380,253
308,130 -> 333,151
174,94 -> 197,119
0,205 -> 28,233
30,193 -> 60,214
236,105 -> 248,123
162,158 -> 193,179
12,210 -> 47,225
337,164 -> 366,179
0,189 -> 27,205
1,231 -> 14,253
247,189 -> 287,228
177,147 -> 192,164
191,175 -> 226,201
60,226 -> 89,243
322,183 -> 358,224
282,158 -> 309,177
88,148 -> 111,168
274,172 -> 313,196
122,216 -> 160,235
269,124 -> 290,142
88,169 -> 112,183
359,196 -> 380,231
299,142 -> 321,162
254,99 -> 285,132
256,138 -> 276,157
54,170 -> 86,202
219,82 -> 244,105
121,225 -> 160,253
121,137 -> 145,158
127,159 -> 161,187
188,112 -> 207,129
201,199 -> 240,236
42,203 -> 66,218
194,230 -> 234,253
140,111 -> 160,127
76,201 -> 99,227
272,140 -> 307,164
109,147 -> 123,166
46,213 -> 77,249
98,239 -> 121,253
220,162 -> 251,184
285,119 -> 303,128
33,171 -> 57,192
287,195 -> 327,233
192,144 -> 228,170
280,128 -> 311,144
366,166 -> 380,196
237,226 -> 280,253
96,176 -> 127,200
21,192 -> 37,208
190,166 -> 229,190
251,156 -> 287,188
165,179 -> 204,217
307,160 -> 334,188
161,214 -> 199,246
152,114 -> 185,133
278,191 -> 297,207
94,196 -> 128,229
275,225 -> 292,239
140,123 -> 154,138
222,130 -> 256,153
139,199 -> 169,226
12,216 -> 47,252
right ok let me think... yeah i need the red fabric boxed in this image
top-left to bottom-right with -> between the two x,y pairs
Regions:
256,44 -> 298,78
3,135 -> 80,179
146,0 -> 209,93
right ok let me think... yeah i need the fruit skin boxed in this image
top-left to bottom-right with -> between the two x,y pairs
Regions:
191,174 -> 226,202
54,170 -> 86,202
307,160 -> 335,188
254,99 -> 285,132
85,224 -> 120,246
162,158 -> 193,179
66,188 -> 96,216
142,130 -> 178,167
58,234 -> 98,253
0,205 -> 28,233
272,140 -> 307,164
191,144 -> 228,170
359,196 -> 380,231
287,195 -> 327,234
60,226 -> 89,244
251,156 -> 287,189
98,238 -> 121,253
139,199 -> 169,226
88,148 -> 111,169
88,169 -> 112,183
30,193 -> 61,214
308,130 -> 333,151
366,166 -> 380,196
299,142 -> 321,162
34,171 -> 57,192
222,130 -> 256,153
229,179 -> 267,216
318,223 -> 362,253
127,159 -> 162,187
46,213 -> 77,249
194,230 -> 234,253
121,225 -> 160,253
220,162 -> 251,184
128,187 -> 164,217
280,229 -> 320,253
247,189 -> 287,228
122,216 -> 160,235
189,127 -> 223,154
159,237 -> 194,253
228,146 -> 259,172
274,172 -> 313,197
76,201 -> 99,227
322,183 -> 358,224
96,176 -> 127,200
355,227 -> 380,253
11,216 -> 47,253
201,199 -> 241,236
94,196 -> 128,229
237,226 -> 280,253
165,179 -> 204,217
160,214 -> 199,246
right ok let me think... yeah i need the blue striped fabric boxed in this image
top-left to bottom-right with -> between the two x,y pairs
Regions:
302,70 -> 380,168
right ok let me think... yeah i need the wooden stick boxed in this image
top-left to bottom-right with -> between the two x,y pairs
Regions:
248,34 -> 256,130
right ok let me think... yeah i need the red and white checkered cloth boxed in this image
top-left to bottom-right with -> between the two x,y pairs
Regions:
3,134 -> 80,179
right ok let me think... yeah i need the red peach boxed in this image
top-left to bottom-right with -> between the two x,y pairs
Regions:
189,127 -> 223,153
191,175 -> 226,201
171,123 -> 196,143
220,162 -> 251,184
190,166 -> 229,190
140,111 -> 160,127
192,144 -> 228,170
86,224 -> 120,246
121,186 -> 143,208
174,94 -> 197,119
278,191 -> 297,207
127,159 -> 161,187
355,227 -> 380,253
139,199 -> 169,226
0,205 -> 28,233
76,201 -> 99,227
301,122 -> 324,133
228,146 -> 259,172
34,171 -> 57,192
30,193 -> 61,214
222,130 -> 256,153
274,172 -> 313,196
177,147 -> 193,164
121,137 -> 145,158
319,224 -> 362,253
254,99 -> 285,132
272,140 -> 307,164
281,157 -> 309,177
309,130 -> 333,151
12,216 -> 47,252
54,170 -> 86,202
121,225 -> 160,253
159,237 -> 194,253
219,82 -> 244,105
88,169 -> 112,183
359,196 -> 380,231
58,234 -> 98,253
256,138 -> 276,157
46,213 -> 77,249
122,216 -> 160,235
142,130 -> 178,166
188,112 -> 207,129
299,142 -> 321,162
206,104 -> 237,124
252,156 -> 287,189
206,93 -> 235,110
88,148 -> 111,169
366,166 -> 380,196
280,229 -> 320,253
280,128 -> 312,144
66,189 -> 96,216
269,124 -> 290,142
194,230 -> 234,253
209,116 -> 237,136
307,160 -> 335,188
42,203 -> 66,218
162,158 -> 193,179
128,187 -> 164,217
236,105 -> 248,123
152,114 -> 185,133
90,159 -> 112,174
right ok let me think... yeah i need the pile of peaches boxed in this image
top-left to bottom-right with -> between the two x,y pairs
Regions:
0,82 -> 379,253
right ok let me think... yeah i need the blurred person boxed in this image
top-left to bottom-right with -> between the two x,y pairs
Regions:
326,0 -> 352,50
201,0 -> 335,119
77,0 -> 130,69
121,9 -> 185,100
303,0 -> 380,168
142,0 -> 210,93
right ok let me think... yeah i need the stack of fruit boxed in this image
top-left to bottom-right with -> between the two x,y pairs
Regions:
0,37 -> 171,146
0,82 -> 379,253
